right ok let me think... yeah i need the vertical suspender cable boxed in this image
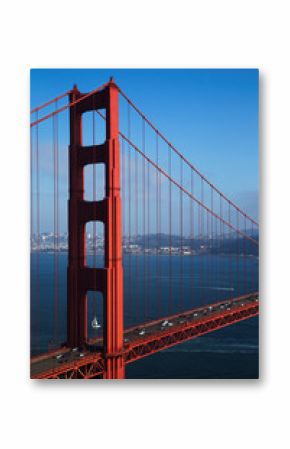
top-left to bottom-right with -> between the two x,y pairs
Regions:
35,112 -> 40,353
211,189 -> 213,299
127,103 -> 132,323
236,210 -> 239,298
168,145 -> 172,315
228,202 -> 231,301
30,126 -> 34,344
180,157 -> 183,311
135,120 -> 139,323
201,178 -> 204,305
159,141 -> 162,315
219,195 -> 223,296
156,132 -> 160,316
121,135 -> 125,229
56,104 -> 59,342
53,101 -> 59,346
147,138 -> 150,319
30,128 -> 33,249
92,107 -> 97,326
142,119 -> 146,321
244,215 -> 247,295
198,178 -> 201,306
206,191 -> 209,299
121,135 -> 127,325
190,171 -> 194,307
73,97 -> 78,344
204,189 -> 211,299
252,221 -> 254,292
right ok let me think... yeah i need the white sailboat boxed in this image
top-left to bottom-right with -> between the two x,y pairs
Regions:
91,316 -> 101,329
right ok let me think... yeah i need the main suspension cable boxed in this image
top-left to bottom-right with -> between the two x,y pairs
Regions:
31,90 -> 70,114
118,86 -> 258,227
30,82 -> 110,128
118,129 -> 258,246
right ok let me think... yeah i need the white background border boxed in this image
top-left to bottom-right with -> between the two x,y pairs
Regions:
0,1 -> 289,448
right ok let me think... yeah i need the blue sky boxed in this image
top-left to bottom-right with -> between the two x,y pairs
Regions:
31,69 -> 259,232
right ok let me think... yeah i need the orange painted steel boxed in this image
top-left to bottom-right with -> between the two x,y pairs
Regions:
31,296 -> 258,379
125,303 -> 258,365
67,79 -> 124,379
33,353 -> 105,379
30,82 -> 109,127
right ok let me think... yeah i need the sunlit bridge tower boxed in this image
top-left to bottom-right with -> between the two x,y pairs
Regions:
67,79 -> 124,379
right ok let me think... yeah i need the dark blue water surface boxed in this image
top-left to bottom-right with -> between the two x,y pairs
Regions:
31,253 -> 259,378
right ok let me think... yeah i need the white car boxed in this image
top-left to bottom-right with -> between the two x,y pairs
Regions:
161,320 -> 169,327
55,354 -> 63,360
138,329 -> 146,336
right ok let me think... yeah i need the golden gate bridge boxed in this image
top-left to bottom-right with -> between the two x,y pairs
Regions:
30,78 -> 259,379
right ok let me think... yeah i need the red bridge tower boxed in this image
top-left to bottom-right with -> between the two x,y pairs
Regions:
67,79 -> 124,379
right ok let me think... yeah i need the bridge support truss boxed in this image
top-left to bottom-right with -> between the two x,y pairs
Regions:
32,299 -> 259,379
67,79 -> 124,379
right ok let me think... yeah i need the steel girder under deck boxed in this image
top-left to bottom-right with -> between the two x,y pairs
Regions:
31,296 -> 259,379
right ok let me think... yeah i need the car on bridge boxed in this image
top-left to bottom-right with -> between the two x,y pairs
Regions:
161,320 -> 169,327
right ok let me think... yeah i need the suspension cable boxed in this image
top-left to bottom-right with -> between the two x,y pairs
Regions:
30,82 -> 110,127
94,107 -> 258,245
31,90 -> 70,114
118,129 -> 258,246
118,86 -> 258,227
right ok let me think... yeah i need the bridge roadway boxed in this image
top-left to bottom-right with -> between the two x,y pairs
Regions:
31,292 -> 259,378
